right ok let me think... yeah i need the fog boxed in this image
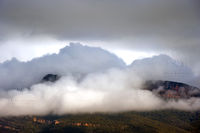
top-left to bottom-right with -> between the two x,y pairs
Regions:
0,43 -> 200,116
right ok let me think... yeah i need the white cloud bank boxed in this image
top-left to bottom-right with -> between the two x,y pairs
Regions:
0,43 -> 125,90
0,43 -> 200,116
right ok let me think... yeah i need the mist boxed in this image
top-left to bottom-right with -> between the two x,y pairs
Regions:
0,43 -> 200,116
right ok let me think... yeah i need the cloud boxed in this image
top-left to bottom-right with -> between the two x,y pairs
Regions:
0,43 -> 125,90
130,54 -> 196,85
0,67 -> 200,116
0,0 -> 199,73
0,0 -> 199,40
0,43 -> 200,116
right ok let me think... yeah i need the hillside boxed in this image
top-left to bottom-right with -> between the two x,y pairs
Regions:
0,110 -> 199,133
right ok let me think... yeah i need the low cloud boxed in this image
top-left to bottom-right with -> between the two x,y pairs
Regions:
0,43 -> 200,116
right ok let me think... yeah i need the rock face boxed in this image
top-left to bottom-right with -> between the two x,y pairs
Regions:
42,74 -> 60,82
143,80 -> 200,99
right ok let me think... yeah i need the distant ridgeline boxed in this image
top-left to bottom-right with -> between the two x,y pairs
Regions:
143,80 -> 200,99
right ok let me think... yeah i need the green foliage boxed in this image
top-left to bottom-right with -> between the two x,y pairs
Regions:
0,110 -> 199,133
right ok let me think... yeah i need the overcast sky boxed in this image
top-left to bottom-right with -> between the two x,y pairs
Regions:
0,0 -> 200,72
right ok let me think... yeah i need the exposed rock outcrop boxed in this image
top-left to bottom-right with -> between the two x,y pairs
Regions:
143,80 -> 200,99
42,74 -> 60,82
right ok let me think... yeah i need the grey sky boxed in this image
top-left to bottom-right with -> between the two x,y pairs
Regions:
0,0 -> 200,72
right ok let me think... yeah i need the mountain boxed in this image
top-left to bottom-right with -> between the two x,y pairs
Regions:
143,80 -> 200,99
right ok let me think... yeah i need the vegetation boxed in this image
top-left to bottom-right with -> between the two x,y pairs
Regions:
0,110 -> 199,133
